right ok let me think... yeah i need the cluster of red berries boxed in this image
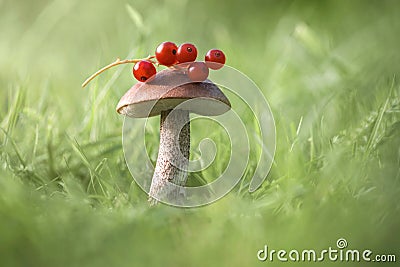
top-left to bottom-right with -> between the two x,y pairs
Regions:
133,42 -> 226,82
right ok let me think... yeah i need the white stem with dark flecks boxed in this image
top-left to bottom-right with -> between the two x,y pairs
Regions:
149,109 -> 190,205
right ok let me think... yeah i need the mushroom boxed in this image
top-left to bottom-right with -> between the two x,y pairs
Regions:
116,68 -> 231,204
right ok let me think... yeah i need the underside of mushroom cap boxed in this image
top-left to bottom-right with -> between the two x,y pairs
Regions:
116,68 -> 231,118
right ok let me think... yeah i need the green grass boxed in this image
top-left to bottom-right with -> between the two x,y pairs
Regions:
1,0 -> 400,266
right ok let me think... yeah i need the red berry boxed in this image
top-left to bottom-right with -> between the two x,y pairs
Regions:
187,62 -> 209,82
176,43 -> 198,63
133,61 -> 156,82
155,41 -> 178,66
205,49 -> 226,70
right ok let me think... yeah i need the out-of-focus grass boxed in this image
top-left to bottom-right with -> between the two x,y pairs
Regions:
1,0 -> 400,266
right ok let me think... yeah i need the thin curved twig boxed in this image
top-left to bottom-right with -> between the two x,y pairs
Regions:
82,55 -> 156,88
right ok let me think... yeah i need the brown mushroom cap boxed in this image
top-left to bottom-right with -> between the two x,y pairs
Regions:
116,68 -> 231,118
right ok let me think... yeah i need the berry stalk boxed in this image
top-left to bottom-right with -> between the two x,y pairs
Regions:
81,55 -> 156,88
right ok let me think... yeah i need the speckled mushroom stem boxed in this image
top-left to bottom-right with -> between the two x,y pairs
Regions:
149,109 -> 190,205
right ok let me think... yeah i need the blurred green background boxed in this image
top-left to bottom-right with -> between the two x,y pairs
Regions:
1,0 -> 399,266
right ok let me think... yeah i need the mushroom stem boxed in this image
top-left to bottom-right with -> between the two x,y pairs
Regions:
149,109 -> 190,205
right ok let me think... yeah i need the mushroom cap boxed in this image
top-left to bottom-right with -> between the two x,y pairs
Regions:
116,68 -> 231,118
